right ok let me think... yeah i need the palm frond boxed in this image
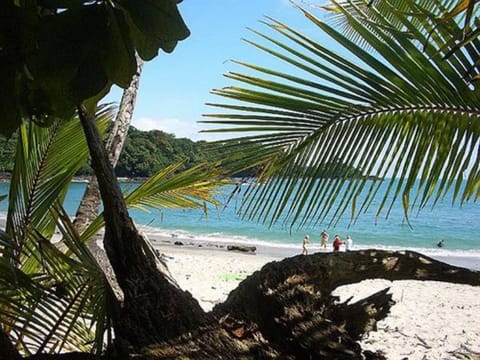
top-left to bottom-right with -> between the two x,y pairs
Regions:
324,0 -> 480,77
80,162 -> 229,242
0,110 -> 116,355
6,108 -> 113,259
203,4 -> 480,229
0,205 -> 116,355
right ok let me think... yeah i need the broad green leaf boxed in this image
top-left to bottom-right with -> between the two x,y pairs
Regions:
0,0 -> 189,135
118,0 -> 190,55
99,9 -> 137,88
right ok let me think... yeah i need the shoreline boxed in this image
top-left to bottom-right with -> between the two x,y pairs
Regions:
146,232 -> 480,271
150,235 -> 480,360
1,212 -> 479,270
1,218 -> 479,358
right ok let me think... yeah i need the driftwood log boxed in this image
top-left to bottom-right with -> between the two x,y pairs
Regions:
227,245 -> 257,253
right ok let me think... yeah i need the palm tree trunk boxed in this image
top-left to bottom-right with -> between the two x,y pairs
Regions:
0,327 -> 20,360
74,54 -> 144,234
72,56 -> 144,300
77,105 -> 209,349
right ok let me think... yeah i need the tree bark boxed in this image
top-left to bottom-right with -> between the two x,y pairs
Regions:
72,56 -> 144,300
329,287 -> 393,340
116,249 -> 479,359
0,327 -> 21,360
105,55 -> 144,168
210,250 -> 480,359
7,249 -> 480,358
74,54 -> 144,233
77,105 -> 209,350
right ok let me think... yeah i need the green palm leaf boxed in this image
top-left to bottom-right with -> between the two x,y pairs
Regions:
1,214 -> 114,355
1,111 -> 115,355
81,161 -> 228,242
324,0 -> 480,78
6,109 -> 112,259
203,4 -> 480,229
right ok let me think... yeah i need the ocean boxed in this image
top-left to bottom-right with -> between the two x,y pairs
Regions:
1,180 -> 479,260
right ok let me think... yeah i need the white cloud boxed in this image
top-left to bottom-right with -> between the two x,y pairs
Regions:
132,117 -> 237,142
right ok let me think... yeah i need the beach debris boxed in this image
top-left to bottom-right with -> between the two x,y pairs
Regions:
447,344 -> 480,359
218,273 -> 248,281
174,241 -> 184,246
363,350 -> 387,360
227,245 -> 256,253
415,334 -> 432,349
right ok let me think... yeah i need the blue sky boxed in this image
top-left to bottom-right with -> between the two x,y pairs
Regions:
106,0 -> 336,141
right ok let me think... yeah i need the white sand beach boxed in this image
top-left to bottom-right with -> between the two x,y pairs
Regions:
2,212 -> 479,358
153,238 -> 480,360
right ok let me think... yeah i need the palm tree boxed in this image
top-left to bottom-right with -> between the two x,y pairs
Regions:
3,0 -> 480,356
0,112 -> 225,355
1,0 -> 225,354
203,0 -> 480,230
0,112 -> 115,355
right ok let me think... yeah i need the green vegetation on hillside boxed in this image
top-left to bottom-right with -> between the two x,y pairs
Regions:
2,127 -> 365,179
0,133 -> 16,174
114,127 -> 204,178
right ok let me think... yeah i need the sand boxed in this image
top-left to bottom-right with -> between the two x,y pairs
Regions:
2,212 -> 479,358
153,239 -> 480,360
334,280 -> 480,359
158,244 -> 277,311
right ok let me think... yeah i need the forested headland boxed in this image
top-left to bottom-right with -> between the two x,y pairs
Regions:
0,127 -> 210,178
1,127 -> 366,180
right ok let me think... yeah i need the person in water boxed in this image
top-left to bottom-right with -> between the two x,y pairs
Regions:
437,239 -> 445,248
302,234 -> 310,255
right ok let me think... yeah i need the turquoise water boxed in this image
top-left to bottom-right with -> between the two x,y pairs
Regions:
1,181 -> 479,257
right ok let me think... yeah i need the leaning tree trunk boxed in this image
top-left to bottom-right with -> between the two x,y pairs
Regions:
77,105 -> 209,350
209,249 -> 480,359
73,56 -> 144,300
0,326 -> 20,360
125,249 -> 480,359
74,54 -> 144,233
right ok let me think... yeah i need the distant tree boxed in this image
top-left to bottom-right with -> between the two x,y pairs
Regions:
0,134 -> 17,173
118,133 -> 165,177
116,128 -> 204,177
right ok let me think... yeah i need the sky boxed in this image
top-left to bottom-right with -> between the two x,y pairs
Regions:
105,0 -> 337,141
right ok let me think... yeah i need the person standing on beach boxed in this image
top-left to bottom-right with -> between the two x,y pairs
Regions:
302,234 -> 310,255
320,230 -> 329,249
333,235 -> 342,252
345,235 -> 353,251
